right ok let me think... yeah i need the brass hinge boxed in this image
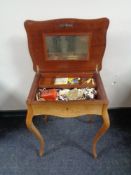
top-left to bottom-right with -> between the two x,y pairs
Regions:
96,64 -> 99,73
36,65 -> 40,74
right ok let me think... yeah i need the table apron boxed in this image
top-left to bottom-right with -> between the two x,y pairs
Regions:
32,103 -> 103,118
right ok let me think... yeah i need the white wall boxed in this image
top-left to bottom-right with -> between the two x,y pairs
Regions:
0,0 -> 131,110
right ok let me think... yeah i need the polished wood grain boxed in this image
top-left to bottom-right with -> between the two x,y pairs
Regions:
26,73 -> 109,158
26,105 -> 45,156
92,104 -> 110,158
24,18 -> 109,73
26,98 -> 109,158
25,18 -> 110,158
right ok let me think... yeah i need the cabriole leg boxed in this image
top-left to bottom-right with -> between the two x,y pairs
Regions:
92,105 -> 110,158
26,106 -> 45,156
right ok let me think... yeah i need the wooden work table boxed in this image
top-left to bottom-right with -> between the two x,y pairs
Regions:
24,18 -> 110,158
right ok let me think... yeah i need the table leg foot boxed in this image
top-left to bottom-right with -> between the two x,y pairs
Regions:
92,105 -> 110,158
26,107 -> 45,156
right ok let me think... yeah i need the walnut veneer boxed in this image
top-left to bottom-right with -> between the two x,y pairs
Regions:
25,18 -> 110,158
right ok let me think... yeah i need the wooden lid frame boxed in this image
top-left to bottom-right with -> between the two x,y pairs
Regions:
24,18 -> 109,73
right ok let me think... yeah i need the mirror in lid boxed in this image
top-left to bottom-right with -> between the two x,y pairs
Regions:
45,34 -> 90,61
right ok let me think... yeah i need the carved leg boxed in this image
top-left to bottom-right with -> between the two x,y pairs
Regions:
26,106 -> 45,156
92,105 -> 110,158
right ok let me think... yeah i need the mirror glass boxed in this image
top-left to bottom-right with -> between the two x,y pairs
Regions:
45,35 -> 89,60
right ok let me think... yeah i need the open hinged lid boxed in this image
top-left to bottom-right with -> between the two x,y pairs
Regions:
24,18 -> 109,74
